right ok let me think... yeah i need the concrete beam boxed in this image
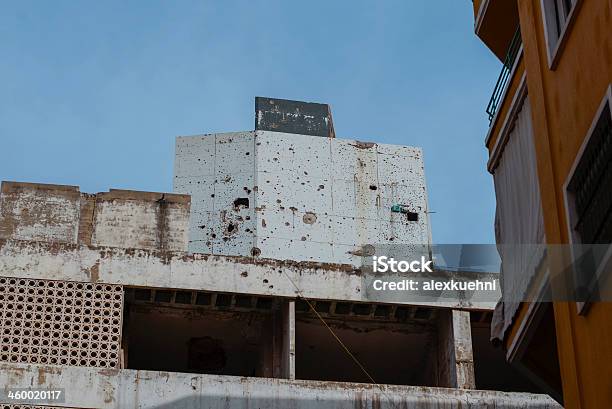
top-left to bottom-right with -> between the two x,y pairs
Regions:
0,363 -> 562,409
0,239 -> 498,310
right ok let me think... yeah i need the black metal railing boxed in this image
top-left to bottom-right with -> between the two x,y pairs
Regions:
486,27 -> 522,123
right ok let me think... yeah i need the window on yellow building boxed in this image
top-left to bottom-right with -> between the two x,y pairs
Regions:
564,85 -> 612,312
540,0 -> 578,64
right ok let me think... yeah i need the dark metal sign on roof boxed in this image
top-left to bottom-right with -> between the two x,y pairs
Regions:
255,97 -> 335,138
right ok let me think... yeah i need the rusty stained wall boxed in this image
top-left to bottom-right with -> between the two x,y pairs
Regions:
174,131 -> 430,265
0,182 -> 190,252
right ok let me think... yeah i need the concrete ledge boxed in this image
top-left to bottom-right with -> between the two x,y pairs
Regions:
0,239 -> 498,310
0,363 -> 562,409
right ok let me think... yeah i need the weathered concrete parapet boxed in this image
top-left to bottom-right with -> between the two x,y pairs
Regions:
89,189 -> 190,251
0,363 -> 563,409
0,181 -> 190,252
0,182 -> 81,244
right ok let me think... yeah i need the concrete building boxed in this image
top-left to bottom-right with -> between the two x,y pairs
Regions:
0,99 -> 561,408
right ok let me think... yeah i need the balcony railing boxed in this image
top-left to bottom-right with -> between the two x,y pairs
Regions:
486,27 -> 522,123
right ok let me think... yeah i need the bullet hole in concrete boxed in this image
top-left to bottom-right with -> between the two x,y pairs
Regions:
251,247 -> 261,257
240,271 -> 248,277
211,233 -> 216,239
245,216 -> 251,220
261,219 -> 267,228
301,236 -> 307,241
233,198 -> 249,210
263,279 -> 269,284
211,194 -> 215,198
319,185 -> 324,189
245,152 -> 250,155
198,225 -> 206,229
276,199 -> 282,203
406,212 -> 419,222
369,185 -> 377,191
285,222 -> 290,226
303,212 -> 317,224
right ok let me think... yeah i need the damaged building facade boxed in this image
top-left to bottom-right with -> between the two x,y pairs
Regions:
0,98 -> 561,408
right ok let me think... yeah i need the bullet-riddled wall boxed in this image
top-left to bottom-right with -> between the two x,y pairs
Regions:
174,131 -> 430,265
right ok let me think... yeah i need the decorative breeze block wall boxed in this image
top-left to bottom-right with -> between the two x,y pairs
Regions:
0,277 -> 123,369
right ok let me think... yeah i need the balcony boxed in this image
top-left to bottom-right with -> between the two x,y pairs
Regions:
473,0 -> 520,60
486,27 -> 522,124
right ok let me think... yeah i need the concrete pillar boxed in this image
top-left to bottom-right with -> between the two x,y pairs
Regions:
437,309 -> 475,389
280,300 -> 296,380
260,300 -> 295,379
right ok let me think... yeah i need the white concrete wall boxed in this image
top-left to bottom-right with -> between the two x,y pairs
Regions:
0,363 -> 562,409
174,131 -> 430,265
174,132 -> 256,256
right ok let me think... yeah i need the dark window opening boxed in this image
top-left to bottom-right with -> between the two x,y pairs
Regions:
296,311 -> 438,386
124,289 -> 277,377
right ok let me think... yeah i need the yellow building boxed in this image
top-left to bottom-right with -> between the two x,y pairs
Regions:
470,0 -> 612,408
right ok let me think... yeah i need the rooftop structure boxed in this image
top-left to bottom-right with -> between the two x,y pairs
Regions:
174,97 -> 430,265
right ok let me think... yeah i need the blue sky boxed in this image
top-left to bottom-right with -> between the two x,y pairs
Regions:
0,1 -> 500,244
